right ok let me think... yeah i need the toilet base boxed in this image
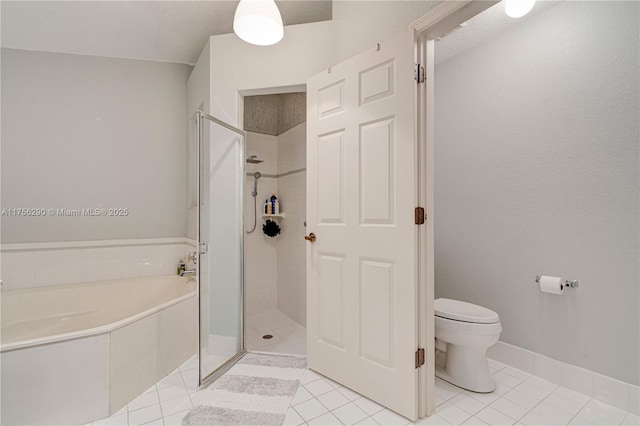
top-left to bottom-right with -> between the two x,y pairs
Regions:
435,344 -> 495,393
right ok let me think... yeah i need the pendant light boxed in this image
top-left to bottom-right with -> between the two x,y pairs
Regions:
233,0 -> 284,46
504,0 -> 536,18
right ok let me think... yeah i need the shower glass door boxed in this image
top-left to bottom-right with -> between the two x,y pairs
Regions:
196,111 -> 245,386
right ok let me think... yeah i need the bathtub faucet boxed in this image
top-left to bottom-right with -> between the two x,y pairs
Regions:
180,269 -> 196,277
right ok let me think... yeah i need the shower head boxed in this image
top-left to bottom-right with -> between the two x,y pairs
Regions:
246,155 -> 264,164
251,172 -> 261,197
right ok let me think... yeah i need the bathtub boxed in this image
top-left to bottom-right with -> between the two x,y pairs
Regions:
0,275 -> 197,425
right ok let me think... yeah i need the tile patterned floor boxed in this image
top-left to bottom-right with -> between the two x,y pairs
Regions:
87,357 -> 640,426
89,356 -> 639,426
285,360 -> 639,426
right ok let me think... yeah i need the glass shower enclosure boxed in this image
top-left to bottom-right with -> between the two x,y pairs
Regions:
195,111 -> 245,386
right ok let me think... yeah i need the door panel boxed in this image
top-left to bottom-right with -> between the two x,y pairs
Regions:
196,112 -> 245,386
307,30 -> 418,420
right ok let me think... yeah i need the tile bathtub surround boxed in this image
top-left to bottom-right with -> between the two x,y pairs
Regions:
87,355 -> 638,426
488,341 -> 640,415
1,238 -> 196,290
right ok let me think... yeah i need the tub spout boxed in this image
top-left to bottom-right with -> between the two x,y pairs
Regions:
179,269 -> 196,277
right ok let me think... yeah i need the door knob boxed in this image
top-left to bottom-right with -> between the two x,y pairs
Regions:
304,232 -> 317,243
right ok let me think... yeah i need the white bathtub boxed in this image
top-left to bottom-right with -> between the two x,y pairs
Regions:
0,275 -> 197,425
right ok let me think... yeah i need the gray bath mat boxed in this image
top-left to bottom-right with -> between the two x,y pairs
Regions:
182,353 -> 306,426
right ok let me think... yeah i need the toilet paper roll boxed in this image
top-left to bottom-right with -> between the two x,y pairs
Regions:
539,275 -> 564,295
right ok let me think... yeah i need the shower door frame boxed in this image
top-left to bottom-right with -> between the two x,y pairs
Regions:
195,110 -> 247,387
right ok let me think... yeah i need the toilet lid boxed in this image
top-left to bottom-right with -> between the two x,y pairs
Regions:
434,298 -> 500,324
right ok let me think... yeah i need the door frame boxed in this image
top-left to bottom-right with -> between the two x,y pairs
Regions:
411,0 -> 498,418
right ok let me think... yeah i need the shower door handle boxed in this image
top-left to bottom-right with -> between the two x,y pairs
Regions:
304,233 -> 317,243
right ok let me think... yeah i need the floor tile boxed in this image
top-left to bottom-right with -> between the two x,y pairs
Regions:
128,388 -> 160,411
488,360 -> 507,371
577,400 -> 628,425
416,414 -> 452,425
494,381 -> 513,396
157,372 -> 185,390
475,406 -> 516,425
291,386 -> 314,406
355,417 -> 382,425
437,403 -> 473,425
338,386 -> 364,401
493,371 -> 525,388
159,395 -> 192,416
300,369 -> 322,385
466,390 -> 500,405
283,407 -> 305,426
354,396 -> 386,416
502,367 -> 531,381
129,404 -> 162,426
622,413 -> 640,425
515,380 -> 554,400
502,388 -> 541,410
459,417 -> 489,425
567,413 -> 597,425
490,397 -> 530,420
157,385 -> 189,402
530,401 -> 576,425
140,419 -> 163,426
188,390 -> 214,406
545,389 -> 589,414
519,411 -> 558,425
305,378 -> 336,397
295,398 -> 329,422
449,394 -> 486,415
332,402 -> 369,425
162,409 -> 189,426
371,409 -> 413,426
316,389 -> 349,410
94,413 -> 128,426
308,412 -> 343,425
436,381 -> 462,403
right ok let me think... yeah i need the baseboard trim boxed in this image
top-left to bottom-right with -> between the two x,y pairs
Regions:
487,341 -> 639,415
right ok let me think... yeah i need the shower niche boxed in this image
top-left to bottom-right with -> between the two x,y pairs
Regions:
243,92 -> 307,355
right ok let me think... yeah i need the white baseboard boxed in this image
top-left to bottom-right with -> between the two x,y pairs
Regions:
487,341 -> 639,415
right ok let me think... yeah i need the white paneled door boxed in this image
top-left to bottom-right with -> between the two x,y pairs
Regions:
306,30 -> 419,420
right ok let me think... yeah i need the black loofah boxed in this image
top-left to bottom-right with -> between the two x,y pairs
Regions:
262,219 -> 281,237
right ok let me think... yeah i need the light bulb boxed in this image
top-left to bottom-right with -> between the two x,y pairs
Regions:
504,0 -> 536,18
233,0 -> 284,46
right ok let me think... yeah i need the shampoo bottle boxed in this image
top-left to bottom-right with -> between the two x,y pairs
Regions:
270,192 -> 278,215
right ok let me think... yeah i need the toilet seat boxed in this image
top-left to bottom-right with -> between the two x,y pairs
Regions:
435,298 -> 499,324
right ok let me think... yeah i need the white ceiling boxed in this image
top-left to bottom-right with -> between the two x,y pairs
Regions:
2,0 -> 562,67
0,1 -> 332,65
435,0 -> 560,65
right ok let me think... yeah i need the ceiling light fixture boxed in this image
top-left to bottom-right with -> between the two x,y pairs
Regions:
233,0 -> 284,46
504,0 -> 536,18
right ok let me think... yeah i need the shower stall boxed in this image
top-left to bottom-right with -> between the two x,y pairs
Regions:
195,111 -> 246,385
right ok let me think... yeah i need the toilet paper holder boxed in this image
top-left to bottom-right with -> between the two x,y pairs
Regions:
536,276 -> 579,289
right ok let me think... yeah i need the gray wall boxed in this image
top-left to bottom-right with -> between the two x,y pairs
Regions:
434,1 -> 639,385
1,49 -> 191,243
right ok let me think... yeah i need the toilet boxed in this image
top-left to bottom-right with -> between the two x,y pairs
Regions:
434,298 -> 502,393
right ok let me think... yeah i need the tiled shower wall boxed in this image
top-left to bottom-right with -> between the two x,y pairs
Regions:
276,124 -> 307,326
244,123 -> 306,326
0,238 -> 197,290
244,132 -> 279,316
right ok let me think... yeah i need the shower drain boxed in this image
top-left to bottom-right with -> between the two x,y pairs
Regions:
262,334 -> 273,340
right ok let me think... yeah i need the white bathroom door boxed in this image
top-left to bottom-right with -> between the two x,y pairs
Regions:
306,30 -> 419,420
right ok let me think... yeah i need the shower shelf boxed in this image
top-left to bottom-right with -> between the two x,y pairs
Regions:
262,213 -> 286,219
